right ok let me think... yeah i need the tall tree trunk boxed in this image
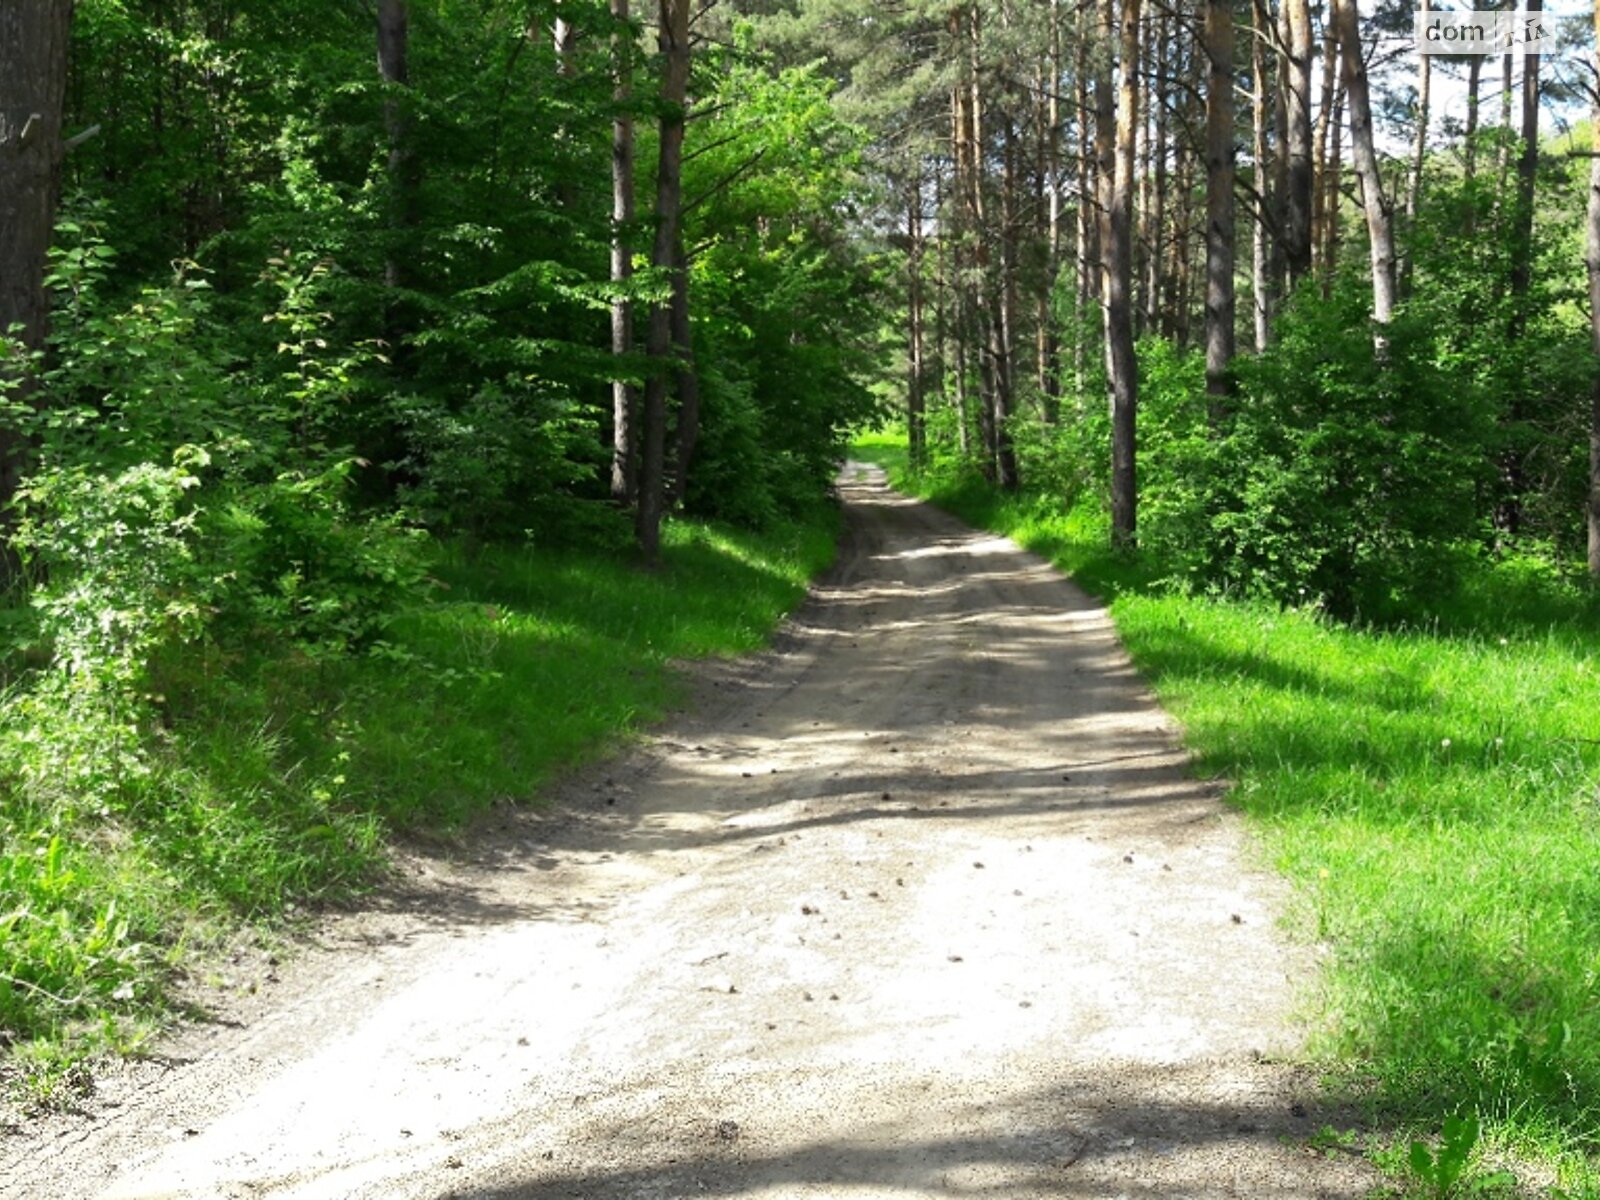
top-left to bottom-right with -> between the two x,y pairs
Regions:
1251,0 -> 1274,349
1464,54 -> 1481,184
1311,12 -> 1336,279
1587,0 -> 1600,576
1282,0 -> 1313,289
1204,0 -> 1236,412
1075,22 -> 1097,392
1498,50 -> 1515,199
610,0 -> 637,504
0,0 -> 74,537
967,7 -> 1000,481
950,55 -> 976,458
995,112 -> 1019,490
1100,0 -> 1141,548
1323,81 -> 1343,296
1145,6 -> 1169,336
908,176 -> 928,467
377,0 -> 416,293
1134,34 -> 1151,337
553,0 -> 579,212
1508,1 -> 1540,339
636,0 -> 691,566
1038,4 -> 1062,419
1269,0 -> 1289,304
1333,0 -> 1395,353
1501,0 -> 1542,539
1401,0 -> 1430,293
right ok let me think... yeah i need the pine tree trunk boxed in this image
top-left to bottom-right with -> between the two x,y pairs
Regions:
1498,51 -> 1514,200
1204,0 -> 1236,413
1269,0 -> 1289,303
1323,82 -> 1343,296
1464,54 -> 1481,185
610,0 -> 637,504
996,112 -> 1019,490
1074,24 -> 1096,393
908,177 -> 928,467
950,64 -> 975,458
1508,2 -> 1540,340
0,0 -> 74,534
1333,0 -> 1395,352
1100,0 -> 1140,549
636,0 -> 690,566
968,7 -> 1000,482
1134,37 -> 1150,338
1145,6 -> 1169,336
1311,13 -> 1336,279
1501,0 -> 1542,539
1037,6 -> 1062,419
1282,0 -> 1313,289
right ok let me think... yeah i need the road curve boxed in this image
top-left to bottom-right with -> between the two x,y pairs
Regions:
4,464 -> 1376,1199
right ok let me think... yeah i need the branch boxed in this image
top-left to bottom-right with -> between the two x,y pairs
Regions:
63,124 -> 101,153
681,146 -> 770,217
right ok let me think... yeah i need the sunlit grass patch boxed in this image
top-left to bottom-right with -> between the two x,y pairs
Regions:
855,431 -> 1600,1192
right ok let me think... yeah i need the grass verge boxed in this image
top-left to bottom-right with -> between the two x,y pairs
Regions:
851,432 -> 1600,1197
0,509 -> 837,1110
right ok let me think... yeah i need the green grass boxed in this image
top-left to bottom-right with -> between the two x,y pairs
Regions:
852,432 -> 1600,1196
0,509 -> 837,1109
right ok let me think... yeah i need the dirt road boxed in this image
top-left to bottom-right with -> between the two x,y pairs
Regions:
3,464 -> 1377,1199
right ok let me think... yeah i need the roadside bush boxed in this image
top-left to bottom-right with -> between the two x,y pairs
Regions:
1140,285 -> 1492,619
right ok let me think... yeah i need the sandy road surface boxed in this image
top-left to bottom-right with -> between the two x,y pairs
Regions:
2,464 -> 1377,1199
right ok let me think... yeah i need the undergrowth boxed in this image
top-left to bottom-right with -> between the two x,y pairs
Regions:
0,509 -> 836,1111
852,431 -> 1600,1198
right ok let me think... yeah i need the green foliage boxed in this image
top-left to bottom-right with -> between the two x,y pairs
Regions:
0,505 -> 835,1101
1401,1116 -> 1518,1198
1167,284 -> 1493,619
1408,1117 -> 1483,1198
676,39 -> 886,524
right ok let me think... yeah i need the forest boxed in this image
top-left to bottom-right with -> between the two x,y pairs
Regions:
3,0 -> 1600,1193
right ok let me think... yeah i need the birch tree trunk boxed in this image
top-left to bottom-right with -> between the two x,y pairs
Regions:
1251,0 -> 1273,350
1333,0 -> 1395,352
610,0 -> 637,503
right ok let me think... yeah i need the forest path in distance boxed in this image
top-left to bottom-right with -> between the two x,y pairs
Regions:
4,464 -> 1379,1200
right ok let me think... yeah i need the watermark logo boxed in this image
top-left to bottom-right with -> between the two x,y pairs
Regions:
1415,8 -> 1552,55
